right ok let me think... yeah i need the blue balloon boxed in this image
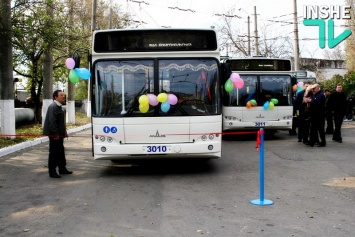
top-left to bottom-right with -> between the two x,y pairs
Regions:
161,101 -> 170,112
263,101 -> 269,110
74,68 -> 91,80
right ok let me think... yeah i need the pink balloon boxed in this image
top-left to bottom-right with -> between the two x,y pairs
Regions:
233,78 -> 245,89
230,73 -> 240,82
65,58 -> 75,69
167,94 -> 178,105
147,94 -> 159,106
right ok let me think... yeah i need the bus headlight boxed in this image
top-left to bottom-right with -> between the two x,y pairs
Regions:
101,146 -> 107,152
107,137 -> 113,143
208,145 -> 213,150
209,134 -> 214,140
100,136 -> 105,142
201,135 -> 207,141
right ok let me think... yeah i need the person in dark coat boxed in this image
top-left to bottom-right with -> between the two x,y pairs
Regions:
43,90 -> 72,178
294,83 -> 309,142
327,84 -> 347,143
324,89 -> 333,134
307,84 -> 326,147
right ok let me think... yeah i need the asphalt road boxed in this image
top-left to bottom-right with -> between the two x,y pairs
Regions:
0,123 -> 354,237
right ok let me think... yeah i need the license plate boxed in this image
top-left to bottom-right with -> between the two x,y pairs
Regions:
143,145 -> 170,153
254,122 -> 266,127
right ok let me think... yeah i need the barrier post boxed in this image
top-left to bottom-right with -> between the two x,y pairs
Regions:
251,128 -> 273,206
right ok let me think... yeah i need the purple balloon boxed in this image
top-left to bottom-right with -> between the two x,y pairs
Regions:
147,94 -> 159,106
230,73 -> 240,82
167,94 -> 178,105
65,58 -> 75,69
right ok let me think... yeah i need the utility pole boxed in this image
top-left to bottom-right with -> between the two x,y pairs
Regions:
66,0 -> 75,124
247,16 -> 251,56
293,0 -> 300,70
253,6 -> 259,56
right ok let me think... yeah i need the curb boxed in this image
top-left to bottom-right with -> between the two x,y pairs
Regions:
0,124 -> 91,157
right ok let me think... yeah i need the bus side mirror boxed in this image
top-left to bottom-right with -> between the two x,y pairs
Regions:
73,55 -> 81,68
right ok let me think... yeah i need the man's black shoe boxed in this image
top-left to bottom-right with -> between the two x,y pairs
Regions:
59,170 -> 73,175
317,144 -> 326,147
50,173 -> 61,178
298,139 -> 302,142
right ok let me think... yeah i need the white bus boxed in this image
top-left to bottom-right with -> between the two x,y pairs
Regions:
90,29 -> 222,160
221,57 -> 294,132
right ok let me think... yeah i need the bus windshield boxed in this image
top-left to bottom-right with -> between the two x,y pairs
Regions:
93,59 -> 220,117
223,74 -> 292,107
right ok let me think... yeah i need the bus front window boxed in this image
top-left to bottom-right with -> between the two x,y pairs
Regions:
93,59 -> 220,117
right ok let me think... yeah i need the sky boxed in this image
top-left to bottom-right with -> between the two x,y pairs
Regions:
118,0 -> 350,59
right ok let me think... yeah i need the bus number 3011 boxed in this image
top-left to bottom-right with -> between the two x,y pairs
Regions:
147,146 -> 167,153
255,122 -> 266,127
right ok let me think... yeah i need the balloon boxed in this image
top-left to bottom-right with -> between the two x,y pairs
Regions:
250,99 -> 257,105
230,72 -> 240,82
297,81 -> 304,87
224,79 -> 234,92
167,94 -> 178,105
139,103 -> 149,113
139,95 -> 149,105
271,98 -> 278,105
292,84 -> 297,92
147,94 -> 159,106
246,101 -> 252,108
157,93 -> 168,102
263,101 -> 269,110
69,69 -> 80,83
269,101 -> 275,109
74,68 -> 91,80
65,58 -> 75,69
233,78 -> 245,89
252,103 -> 257,107
161,101 -> 170,112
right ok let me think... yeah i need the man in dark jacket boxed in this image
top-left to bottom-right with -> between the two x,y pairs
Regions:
43,90 -> 72,178
327,84 -> 347,143
308,84 -> 326,147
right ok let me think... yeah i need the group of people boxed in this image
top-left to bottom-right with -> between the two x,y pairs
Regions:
292,83 -> 348,147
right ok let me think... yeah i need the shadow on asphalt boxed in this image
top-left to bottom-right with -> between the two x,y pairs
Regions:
99,158 -> 218,176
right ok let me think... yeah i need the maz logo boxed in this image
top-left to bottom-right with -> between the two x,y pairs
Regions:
149,130 -> 166,137
256,114 -> 265,118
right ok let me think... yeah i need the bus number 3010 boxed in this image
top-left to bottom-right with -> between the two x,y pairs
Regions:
147,146 -> 167,153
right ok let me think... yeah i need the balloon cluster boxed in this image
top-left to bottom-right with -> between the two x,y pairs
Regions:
224,73 -> 245,92
65,58 -> 91,84
138,93 -> 178,113
246,99 -> 257,108
292,81 -> 304,94
263,98 -> 279,110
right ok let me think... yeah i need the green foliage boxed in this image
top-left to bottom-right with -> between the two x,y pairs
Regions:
320,72 -> 355,96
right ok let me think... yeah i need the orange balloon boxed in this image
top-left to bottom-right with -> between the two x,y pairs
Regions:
246,101 -> 252,108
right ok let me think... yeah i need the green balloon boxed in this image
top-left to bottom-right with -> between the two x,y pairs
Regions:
69,69 -> 80,83
250,99 -> 257,105
271,98 -> 279,105
225,79 -> 234,92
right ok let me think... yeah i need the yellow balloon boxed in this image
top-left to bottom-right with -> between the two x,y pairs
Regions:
139,103 -> 149,113
269,101 -> 275,109
139,95 -> 149,105
157,93 -> 168,102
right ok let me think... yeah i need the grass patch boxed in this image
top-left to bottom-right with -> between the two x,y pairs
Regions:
0,112 -> 90,149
